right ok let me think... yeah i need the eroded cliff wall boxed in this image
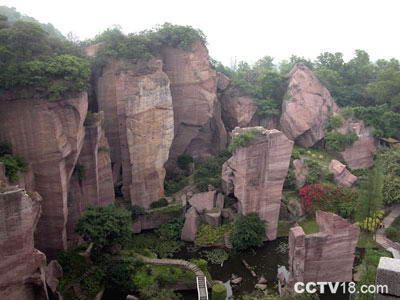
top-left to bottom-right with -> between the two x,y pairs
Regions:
96,58 -> 174,208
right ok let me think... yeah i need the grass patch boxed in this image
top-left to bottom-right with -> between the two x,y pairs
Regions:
299,219 -> 320,234
195,224 -> 231,247
277,221 -> 292,237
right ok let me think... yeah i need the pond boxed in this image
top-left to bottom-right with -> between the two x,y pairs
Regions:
177,237 -> 289,299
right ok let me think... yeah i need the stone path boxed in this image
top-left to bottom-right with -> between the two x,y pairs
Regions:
376,205 -> 400,253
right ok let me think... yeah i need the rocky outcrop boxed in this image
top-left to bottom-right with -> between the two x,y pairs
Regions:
67,112 -> 115,246
333,118 -> 377,169
280,63 -> 339,147
221,127 -> 294,240
329,159 -> 357,188
288,211 -> 360,289
181,207 -> 200,242
162,41 -> 227,171
45,260 -> 63,294
188,191 -> 217,213
293,159 -> 308,189
132,207 -> 184,234
96,58 -> 174,208
0,187 -> 46,300
0,93 -> 88,257
376,257 -> 400,299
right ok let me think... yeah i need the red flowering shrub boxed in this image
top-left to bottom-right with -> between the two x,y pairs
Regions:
298,184 -> 328,215
299,184 -> 358,219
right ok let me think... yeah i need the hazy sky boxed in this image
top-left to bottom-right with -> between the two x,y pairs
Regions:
2,0 -> 400,66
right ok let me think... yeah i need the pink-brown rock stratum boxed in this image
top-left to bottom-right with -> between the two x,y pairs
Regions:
221,127 -> 293,240
280,63 -> 339,147
96,58 -> 174,208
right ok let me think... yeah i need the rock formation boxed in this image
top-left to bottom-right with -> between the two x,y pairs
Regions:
181,207 -> 200,242
376,257 -> 400,299
161,41 -> 227,171
333,118 -> 377,169
67,112 -> 115,246
288,210 -> 360,288
280,63 -> 339,147
222,127 -> 294,240
293,159 -> 308,189
188,191 -> 217,213
0,183 -> 46,299
0,93 -> 88,257
329,159 -> 357,188
96,58 -> 174,208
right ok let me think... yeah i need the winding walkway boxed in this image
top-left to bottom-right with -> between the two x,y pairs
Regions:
135,254 -> 209,300
376,205 -> 400,256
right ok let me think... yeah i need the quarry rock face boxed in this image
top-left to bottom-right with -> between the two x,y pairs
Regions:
288,211 -> 360,288
96,58 -> 174,208
376,257 -> 400,299
0,187 -> 46,300
161,41 -> 227,171
181,207 -> 200,242
0,93 -> 88,257
220,86 -> 259,131
221,127 -> 294,240
67,112 -> 115,246
280,63 -> 339,147
329,159 -> 357,188
334,118 -> 377,169
188,191 -> 217,213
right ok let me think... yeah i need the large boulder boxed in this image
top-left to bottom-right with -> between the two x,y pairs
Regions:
293,159 -> 308,189
333,118 -> 377,170
288,211 -> 360,289
280,63 -> 339,147
96,58 -> 174,208
0,188 -> 46,299
181,207 -> 200,242
221,127 -> 294,240
0,93 -> 88,257
162,41 -> 227,171
329,159 -> 357,188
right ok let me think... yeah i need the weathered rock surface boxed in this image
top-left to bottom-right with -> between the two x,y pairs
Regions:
293,159 -> 308,189
188,191 -> 217,213
376,257 -> 400,299
45,260 -> 63,293
96,58 -> 174,208
221,127 -> 294,240
333,118 -> 377,169
181,207 -> 200,242
288,211 -> 360,288
204,210 -> 221,227
0,187 -> 46,300
216,72 -> 231,92
67,112 -> 115,246
329,159 -> 357,188
280,63 -> 339,147
0,93 -> 88,256
162,41 -> 227,171
132,208 -> 184,234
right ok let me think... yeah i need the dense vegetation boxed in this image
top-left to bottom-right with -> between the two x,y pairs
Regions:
0,143 -> 28,182
378,148 -> 400,204
230,213 -> 266,251
0,14 -> 89,100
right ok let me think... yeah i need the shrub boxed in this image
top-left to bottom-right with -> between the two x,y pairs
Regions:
164,175 -> 189,196
150,198 -> 169,209
0,143 -> 12,156
326,115 -> 343,130
228,130 -> 257,153
202,249 -> 229,265
0,154 -> 28,182
212,284 -> 227,300
128,204 -> 145,221
75,205 -> 132,253
385,227 -> 399,241
298,184 -> 327,215
79,266 -> 105,296
156,217 -> 185,240
177,154 -> 193,170
230,213 -> 266,251
325,132 -> 358,152
105,257 -> 142,293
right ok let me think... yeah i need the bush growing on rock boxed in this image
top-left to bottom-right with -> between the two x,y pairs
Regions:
156,217 -> 185,240
150,198 -> 169,209
177,153 -> 193,170
228,130 -> 257,153
325,131 -> 358,152
230,213 -> 266,251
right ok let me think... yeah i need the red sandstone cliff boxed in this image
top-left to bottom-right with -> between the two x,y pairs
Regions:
96,58 -> 174,208
0,93 -> 88,257
67,112 -> 115,246
221,127 -> 293,240
280,63 -> 339,147
161,41 -> 227,171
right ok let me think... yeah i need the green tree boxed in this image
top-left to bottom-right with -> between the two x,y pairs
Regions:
212,284 -> 227,300
230,213 -> 266,251
75,205 -> 132,253
355,164 -> 384,235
